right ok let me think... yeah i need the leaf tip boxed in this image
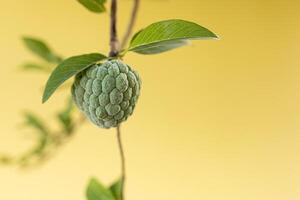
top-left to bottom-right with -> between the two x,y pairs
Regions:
214,34 -> 221,40
21,35 -> 29,40
22,35 -> 37,43
42,93 -> 48,104
211,32 -> 220,40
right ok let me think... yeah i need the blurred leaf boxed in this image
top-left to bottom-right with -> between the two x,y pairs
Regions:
57,98 -> 74,134
22,62 -> 51,73
109,178 -> 123,200
24,133 -> 48,159
23,112 -> 49,135
128,19 -> 218,54
86,178 -> 115,200
35,132 -> 49,154
77,0 -> 106,13
18,112 -> 50,164
22,37 -> 62,63
0,156 -> 13,164
42,53 -> 107,103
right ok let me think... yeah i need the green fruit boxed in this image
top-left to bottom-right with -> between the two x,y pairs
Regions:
71,60 -> 141,129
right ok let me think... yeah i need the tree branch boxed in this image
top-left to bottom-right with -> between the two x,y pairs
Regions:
109,0 -> 119,57
120,0 -> 140,49
108,1 -> 126,200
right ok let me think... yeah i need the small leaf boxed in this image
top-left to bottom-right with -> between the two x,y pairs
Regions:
57,98 -> 74,134
77,0 -> 106,13
22,62 -> 51,73
23,112 -> 49,135
86,178 -> 115,200
33,133 -> 49,155
128,19 -> 218,54
42,53 -> 107,103
22,37 -> 62,63
0,156 -> 13,165
109,178 -> 123,200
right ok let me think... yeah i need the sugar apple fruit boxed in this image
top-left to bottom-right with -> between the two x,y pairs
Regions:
71,60 -> 141,129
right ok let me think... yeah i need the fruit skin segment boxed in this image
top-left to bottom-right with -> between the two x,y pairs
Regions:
71,60 -> 141,129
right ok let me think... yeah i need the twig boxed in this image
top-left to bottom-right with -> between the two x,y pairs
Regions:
0,115 -> 86,168
108,1 -> 141,199
109,0 -> 119,57
120,0 -> 140,49
116,125 -> 126,200
108,1 -> 126,199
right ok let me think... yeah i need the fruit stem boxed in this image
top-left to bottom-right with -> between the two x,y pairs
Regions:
116,124 -> 126,200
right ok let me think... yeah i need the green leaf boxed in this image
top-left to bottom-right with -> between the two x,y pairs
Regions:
128,19 -> 218,54
86,178 -> 115,200
42,53 -> 107,103
77,0 -> 106,13
22,37 -> 62,63
23,112 -> 49,135
33,133 -> 48,155
109,178 -> 123,200
57,98 -> 74,134
22,62 -> 51,73
0,156 -> 13,165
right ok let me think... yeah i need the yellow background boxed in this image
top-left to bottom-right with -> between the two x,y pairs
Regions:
0,0 -> 299,199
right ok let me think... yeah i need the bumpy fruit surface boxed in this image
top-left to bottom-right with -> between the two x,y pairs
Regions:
71,60 -> 141,129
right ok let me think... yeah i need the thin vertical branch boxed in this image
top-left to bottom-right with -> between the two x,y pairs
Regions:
120,0 -> 140,49
109,0 -> 126,198
109,0 -> 119,57
109,1 -> 141,200
108,0 -> 126,199
116,125 -> 126,200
